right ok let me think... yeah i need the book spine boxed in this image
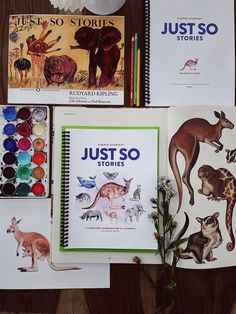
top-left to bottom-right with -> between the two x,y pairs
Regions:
60,130 -> 70,248
144,0 -> 150,105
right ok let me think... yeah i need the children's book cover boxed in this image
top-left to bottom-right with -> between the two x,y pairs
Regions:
0,198 -> 109,289
8,15 -> 124,105
60,126 -> 159,252
146,0 -> 234,106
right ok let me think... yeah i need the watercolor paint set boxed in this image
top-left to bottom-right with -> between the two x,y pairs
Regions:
0,105 -> 50,198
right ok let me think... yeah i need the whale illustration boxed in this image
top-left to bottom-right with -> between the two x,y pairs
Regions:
77,176 -> 97,189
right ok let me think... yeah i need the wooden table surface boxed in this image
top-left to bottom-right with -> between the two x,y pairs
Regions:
0,1 -> 236,313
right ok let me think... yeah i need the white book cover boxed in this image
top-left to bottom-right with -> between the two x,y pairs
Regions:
146,0 -> 235,106
62,127 -> 158,251
52,107 -> 168,264
0,198 -> 109,289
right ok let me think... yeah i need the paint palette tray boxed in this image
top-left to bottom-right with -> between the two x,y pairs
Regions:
0,105 -> 50,198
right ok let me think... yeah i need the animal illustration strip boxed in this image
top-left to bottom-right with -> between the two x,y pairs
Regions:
198,165 -> 236,251
169,111 -> 234,212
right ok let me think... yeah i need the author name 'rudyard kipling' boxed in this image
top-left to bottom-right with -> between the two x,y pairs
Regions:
69,91 -> 118,97
10,15 -> 116,28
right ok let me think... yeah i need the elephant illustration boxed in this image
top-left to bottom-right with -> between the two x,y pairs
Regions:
70,26 -> 123,87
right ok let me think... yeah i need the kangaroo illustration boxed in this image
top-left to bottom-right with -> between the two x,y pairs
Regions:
198,165 -> 236,251
83,178 -> 133,210
7,217 -> 80,272
169,111 -> 234,212
180,58 -> 198,71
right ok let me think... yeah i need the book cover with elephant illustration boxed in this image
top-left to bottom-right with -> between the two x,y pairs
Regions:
52,106 -> 236,268
8,14 -> 125,105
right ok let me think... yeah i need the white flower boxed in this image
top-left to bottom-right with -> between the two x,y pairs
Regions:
49,0 -> 87,12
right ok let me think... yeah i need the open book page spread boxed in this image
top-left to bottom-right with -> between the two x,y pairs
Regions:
146,0 -> 234,106
168,106 -> 236,269
52,107 -> 168,264
0,198 -> 109,289
8,15 -> 124,105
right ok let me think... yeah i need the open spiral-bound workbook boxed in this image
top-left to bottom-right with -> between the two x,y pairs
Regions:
52,106 -> 236,269
144,0 -> 235,106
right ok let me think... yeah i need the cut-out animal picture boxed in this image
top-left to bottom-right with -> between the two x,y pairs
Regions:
77,176 -> 97,190
176,212 -> 222,264
103,172 -> 119,180
82,178 -> 133,210
198,165 -> 236,251
169,111 -> 234,212
80,210 -> 102,221
225,148 -> 236,163
76,193 -> 91,203
7,217 -> 80,272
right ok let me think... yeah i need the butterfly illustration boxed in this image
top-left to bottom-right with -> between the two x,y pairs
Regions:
103,172 -> 119,180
